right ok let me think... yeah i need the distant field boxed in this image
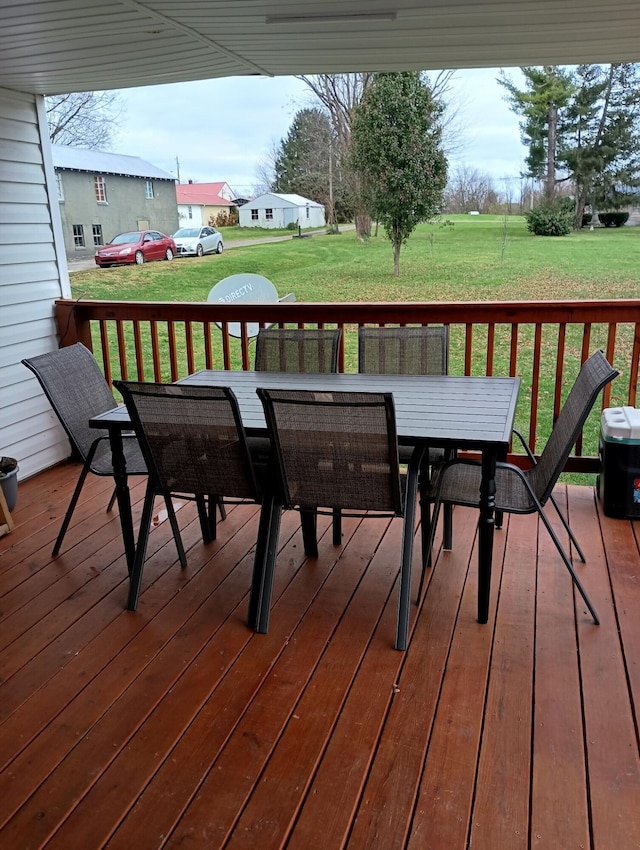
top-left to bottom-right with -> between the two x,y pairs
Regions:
71,215 -> 640,304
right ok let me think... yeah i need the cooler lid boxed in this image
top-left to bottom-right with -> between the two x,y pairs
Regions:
601,407 -> 640,441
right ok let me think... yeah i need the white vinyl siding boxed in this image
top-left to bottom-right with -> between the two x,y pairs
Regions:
0,87 -> 72,480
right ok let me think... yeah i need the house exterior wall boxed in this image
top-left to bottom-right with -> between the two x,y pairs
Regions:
203,203 -> 234,226
0,88 -> 73,480
177,204 -> 204,227
57,170 -> 178,260
238,193 -> 325,229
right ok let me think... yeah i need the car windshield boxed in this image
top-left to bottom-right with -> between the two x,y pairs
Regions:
110,232 -> 142,245
173,228 -> 199,238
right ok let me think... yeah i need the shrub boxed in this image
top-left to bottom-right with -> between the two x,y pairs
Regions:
582,213 -> 593,227
526,200 -> 573,237
286,222 -> 298,230
597,211 -> 629,228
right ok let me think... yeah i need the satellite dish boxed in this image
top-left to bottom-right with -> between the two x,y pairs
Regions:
208,274 -> 279,338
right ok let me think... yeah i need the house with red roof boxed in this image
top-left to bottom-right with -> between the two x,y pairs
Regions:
176,181 -> 238,228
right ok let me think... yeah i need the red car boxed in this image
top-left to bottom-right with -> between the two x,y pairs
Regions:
95,230 -> 176,267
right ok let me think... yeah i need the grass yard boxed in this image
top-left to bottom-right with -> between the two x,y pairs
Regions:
69,215 -> 640,482
71,214 -> 640,304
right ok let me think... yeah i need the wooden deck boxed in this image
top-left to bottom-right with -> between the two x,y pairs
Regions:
1,462 -> 640,850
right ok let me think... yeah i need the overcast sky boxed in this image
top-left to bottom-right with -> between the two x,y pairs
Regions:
112,68 -> 528,197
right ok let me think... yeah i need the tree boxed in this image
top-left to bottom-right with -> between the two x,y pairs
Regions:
498,66 -> 574,201
499,64 -> 640,229
272,108 -> 351,224
351,72 -> 447,276
296,74 -> 373,238
445,165 -> 495,213
46,90 -> 124,149
562,64 -> 640,229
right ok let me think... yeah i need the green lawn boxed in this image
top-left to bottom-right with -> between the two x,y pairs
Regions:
70,215 -> 639,484
71,215 -> 640,304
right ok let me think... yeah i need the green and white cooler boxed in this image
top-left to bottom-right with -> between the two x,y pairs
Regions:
598,406 -> 640,518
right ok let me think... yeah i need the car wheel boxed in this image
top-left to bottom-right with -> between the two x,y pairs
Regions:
135,251 -> 145,264
165,248 -> 174,261
215,242 -> 223,254
196,244 -> 204,257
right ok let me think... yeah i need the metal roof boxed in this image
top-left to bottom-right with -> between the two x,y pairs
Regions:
52,144 -> 175,180
0,2 -> 638,97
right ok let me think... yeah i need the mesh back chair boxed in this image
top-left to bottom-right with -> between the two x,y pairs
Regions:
255,326 -> 343,544
250,388 -> 424,650
254,327 -> 341,373
358,325 -> 452,564
115,381 -> 263,610
421,350 -> 619,624
358,325 -> 448,376
21,343 -> 180,558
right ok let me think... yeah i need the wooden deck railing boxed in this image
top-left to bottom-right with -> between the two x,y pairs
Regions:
55,298 -> 640,473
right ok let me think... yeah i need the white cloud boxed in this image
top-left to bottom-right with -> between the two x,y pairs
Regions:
112,69 -> 528,195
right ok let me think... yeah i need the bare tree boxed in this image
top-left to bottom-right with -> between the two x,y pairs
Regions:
296,73 -> 373,239
46,90 -> 124,149
253,139 -> 280,196
445,165 -> 495,213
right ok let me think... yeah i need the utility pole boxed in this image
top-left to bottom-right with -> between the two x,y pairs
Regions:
175,156 -> 181,183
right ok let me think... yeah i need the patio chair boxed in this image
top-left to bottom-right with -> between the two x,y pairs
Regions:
255,326 -> 343,544
419,349 -> 619,624
254,327 -> 341,373
251,387 -> 424,650
358,325 -> 452,564
114,381 -> 264,610
22,343 -> 182,560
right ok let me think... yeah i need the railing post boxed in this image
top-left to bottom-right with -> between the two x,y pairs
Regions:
55,301 -> 93,350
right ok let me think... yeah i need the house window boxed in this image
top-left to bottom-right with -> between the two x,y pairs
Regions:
306,206 -> 310,219
145,180 -> 154,199
94,175 -> 107,203
92,224 -> 104,246
72,224 -> 85,248
265,208 -> 273,221
187,205 -> 193,219
56,174 -> 64,202
251,209 -> 258,221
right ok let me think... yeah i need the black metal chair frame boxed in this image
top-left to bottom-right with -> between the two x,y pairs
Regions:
358,324 -> 453,565
250,387 -> 424,650
115,381 -> 263,610
22,343 -> 181,559
420,349 -> 619,624
254,326 -> 343,544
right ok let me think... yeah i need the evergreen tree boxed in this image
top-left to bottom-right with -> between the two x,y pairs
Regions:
351,72 -> 447,276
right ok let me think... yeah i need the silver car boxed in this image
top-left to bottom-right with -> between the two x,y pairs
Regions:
172,226 -> 224,257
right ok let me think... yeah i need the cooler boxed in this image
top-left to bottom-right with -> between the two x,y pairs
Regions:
598,406 -> 640,518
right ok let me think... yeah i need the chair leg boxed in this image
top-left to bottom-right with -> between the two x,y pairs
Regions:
396,449 -> 420,650
248,492 -> 282,633
107,486 -> 117,512
536,503 -> 599,624
300,508 -> 318,557
217,496 -> 227,521
127,481 -> 156,609
196,495 -> 214,543
163,495 -> 187,567
548,493 -> 586,562
417,496 -> 443,605
52,461 -> 92,556
332,508 -> 342,545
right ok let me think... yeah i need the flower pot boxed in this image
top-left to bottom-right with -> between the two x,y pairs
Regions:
0,457 -> 19,513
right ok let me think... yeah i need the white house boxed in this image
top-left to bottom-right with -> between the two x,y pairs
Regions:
238,193 -> 325,230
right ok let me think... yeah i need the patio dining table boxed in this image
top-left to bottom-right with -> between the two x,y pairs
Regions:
90,370 -> 520,630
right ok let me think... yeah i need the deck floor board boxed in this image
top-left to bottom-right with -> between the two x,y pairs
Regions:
1,462 -> 639,849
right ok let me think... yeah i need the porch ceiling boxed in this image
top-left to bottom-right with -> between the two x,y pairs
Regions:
1,1 -> 639,97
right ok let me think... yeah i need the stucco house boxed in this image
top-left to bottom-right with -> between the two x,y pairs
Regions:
53,145 -> 178,261
176,180 -> 236,228
238,193 -> 325,229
